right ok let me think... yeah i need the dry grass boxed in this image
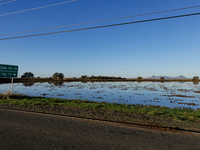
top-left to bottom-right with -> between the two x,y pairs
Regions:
0,91 -> 12,99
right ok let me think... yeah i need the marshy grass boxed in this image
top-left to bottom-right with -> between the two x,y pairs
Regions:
0,95 -> 200,122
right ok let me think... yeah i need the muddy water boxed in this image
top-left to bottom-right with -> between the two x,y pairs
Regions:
0,82 -> 200,110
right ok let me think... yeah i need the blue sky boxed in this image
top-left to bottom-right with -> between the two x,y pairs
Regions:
1,0 -> 200,78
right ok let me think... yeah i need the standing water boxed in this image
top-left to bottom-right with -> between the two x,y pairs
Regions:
0,81 -> 200,110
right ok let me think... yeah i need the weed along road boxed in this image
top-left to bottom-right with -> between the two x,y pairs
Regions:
0,108 -> 200,150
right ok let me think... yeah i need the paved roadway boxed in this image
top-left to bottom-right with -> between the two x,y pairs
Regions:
0,108 -> 200,150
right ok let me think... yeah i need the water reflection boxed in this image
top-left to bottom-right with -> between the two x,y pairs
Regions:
193,82 -> 199,85
48,81 -> 64,86
81,80 -> 87,83
1,81 -> 200,110
22,82 -> 34,87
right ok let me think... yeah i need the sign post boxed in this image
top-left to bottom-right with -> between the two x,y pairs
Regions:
0,64 -> 18,94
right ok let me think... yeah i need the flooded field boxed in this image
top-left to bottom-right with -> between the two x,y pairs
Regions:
0,81 -> 200,110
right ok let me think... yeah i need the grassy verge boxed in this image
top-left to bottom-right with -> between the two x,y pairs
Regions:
0,94 -> 200,122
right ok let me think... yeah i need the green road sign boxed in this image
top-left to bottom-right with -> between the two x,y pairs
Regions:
0,64 -> 18,78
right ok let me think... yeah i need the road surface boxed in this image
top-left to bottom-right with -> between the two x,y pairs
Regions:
0,108 -> 200,150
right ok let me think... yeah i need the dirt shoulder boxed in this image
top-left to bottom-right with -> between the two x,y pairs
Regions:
0,103 -> 200,132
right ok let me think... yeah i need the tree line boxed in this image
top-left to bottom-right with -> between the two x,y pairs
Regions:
20,72 -> 199,81
21,72 -> 64,79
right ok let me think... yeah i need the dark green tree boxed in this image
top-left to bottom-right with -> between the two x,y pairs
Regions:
21,72 -> 34,78
52,72 -> 64,79
160,77 -> 165,80
91,75 -> 95,80
137,76 -> 142,80
58,73 -> 64,79
52,72 -> 59,79
192,76 -> 199,81
81,75 -> 87,79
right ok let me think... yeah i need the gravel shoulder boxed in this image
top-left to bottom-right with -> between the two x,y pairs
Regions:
1,104 -> 200,132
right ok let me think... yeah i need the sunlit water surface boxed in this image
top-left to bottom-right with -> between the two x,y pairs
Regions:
0,82 -> 200,110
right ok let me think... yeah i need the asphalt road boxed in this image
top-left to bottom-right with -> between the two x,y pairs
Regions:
0,108 -> 200,150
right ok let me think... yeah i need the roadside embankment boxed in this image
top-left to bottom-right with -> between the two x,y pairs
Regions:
0,95 -> 200,132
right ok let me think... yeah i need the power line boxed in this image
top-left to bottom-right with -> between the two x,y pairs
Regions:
1,4 -> 200,37
0,0 -> 76,17
0,12 -> 200,41
0,0 -> 16,6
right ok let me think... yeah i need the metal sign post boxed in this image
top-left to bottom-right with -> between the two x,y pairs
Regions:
11,78 -> 13,94
0,64 -> 18,94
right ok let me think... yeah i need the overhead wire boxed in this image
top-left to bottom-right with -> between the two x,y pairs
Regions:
1,12 -> 200,41
0,0 -> 76,17
0,4 -> 200,36
0,0 -> 16,6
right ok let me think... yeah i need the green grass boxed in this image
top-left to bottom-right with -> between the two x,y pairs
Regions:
0,94 -> 200,122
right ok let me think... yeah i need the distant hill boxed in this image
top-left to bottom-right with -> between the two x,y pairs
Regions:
145,75 -> 190,79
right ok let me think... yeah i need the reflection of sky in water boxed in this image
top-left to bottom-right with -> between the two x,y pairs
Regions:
0,82 -> 200,110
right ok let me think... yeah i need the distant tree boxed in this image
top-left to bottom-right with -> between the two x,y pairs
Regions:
21,72 -> 34,78
58,73 -> 64,79
81,75 -> 87,79
160,77 -> 165,80
48,77 -> 53,80
52,72 -> 64,79
91,75 -> 95,79
101,76 -> 107,80
192,76 -> 199,81
137,76 -> 142,80
52,72 -> 59,79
